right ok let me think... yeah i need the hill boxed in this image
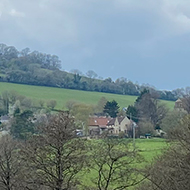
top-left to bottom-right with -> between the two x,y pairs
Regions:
0,43 -> 181,102
0,82 -> 175,110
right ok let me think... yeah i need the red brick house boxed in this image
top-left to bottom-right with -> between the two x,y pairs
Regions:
88,116 -> 111,136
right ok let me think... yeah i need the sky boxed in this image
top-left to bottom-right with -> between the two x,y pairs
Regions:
1,0 -> 190,90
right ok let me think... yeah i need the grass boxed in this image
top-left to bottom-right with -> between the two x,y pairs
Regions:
135,138 -> 168,163
0,82 -> 175,110
79,138 -> 167,189
0,74 -> 6,77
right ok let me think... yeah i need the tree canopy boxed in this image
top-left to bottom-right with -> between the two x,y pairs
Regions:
103,100 -> 119,118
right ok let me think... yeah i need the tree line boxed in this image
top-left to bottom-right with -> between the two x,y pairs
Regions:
0,88 -> 188,138
0,88 -> 182,138
0,43 -> 188,101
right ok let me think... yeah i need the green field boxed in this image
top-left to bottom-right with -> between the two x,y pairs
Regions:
135,138 -> 168,162
80,138 -> 167,189
0,82 -> 175,109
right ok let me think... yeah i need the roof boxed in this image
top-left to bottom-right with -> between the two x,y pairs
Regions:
107,116 -> 125,126
118,116 -> 125,124
176,98 -> 182,103
107,118 -> 115,126
0,115 -> 10,121
88,117 -> 111,127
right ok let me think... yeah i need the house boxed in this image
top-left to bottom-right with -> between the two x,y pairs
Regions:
174,98 -> 187,113
0,115 -> 10,124
107,116 -> 132,135
174,98 -> 183,110
88,116 -> 111,136
0,115 -> 10,131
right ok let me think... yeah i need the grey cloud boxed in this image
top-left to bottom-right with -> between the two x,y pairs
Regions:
9,9 -> 25,17
0,0 -> 190,89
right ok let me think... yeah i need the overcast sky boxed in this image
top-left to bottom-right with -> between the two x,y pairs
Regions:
1,0 -> 190,90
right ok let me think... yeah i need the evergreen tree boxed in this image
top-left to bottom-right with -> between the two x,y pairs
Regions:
11,110 -> 35,140
103,100 -> 119,118
126,105 -> 139,123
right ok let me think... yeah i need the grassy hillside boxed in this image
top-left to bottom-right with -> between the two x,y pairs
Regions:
0,82 -> 175,109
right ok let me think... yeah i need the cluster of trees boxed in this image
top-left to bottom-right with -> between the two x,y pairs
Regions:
0,112 -> 145,190
0,90 -> 60,139
1,88 -> 187,139
100,89 -> 177,137
125,89 -> 169,136
0,90 -> 58,116
0,43 -> 188,101
0,88 -> 190,189
1,101 -> 190,190
99,95 -> 190,190
101,90 -> 190,138
63,89 -> 180,138
138,115 -> 190,190
0,89 -> 122,138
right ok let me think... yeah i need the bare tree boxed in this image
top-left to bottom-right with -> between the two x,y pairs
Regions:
8,90 -> 19,105
1,91 -> 9,114
21,112 -> 86,190
160,110 -> 186,133
70,69 -> 83,76
46,100 -> 57,110
65,100 -> 77,112
95,97 -> 108,114
135,90 -> 168,128
38,99 -> 45,108
138,121 -> 155,136
0,135 -> 23,190
138,115 -> 190,190
85,137 -> 146,190
181,95 -> 190,113
86,70 -> 98,79
70,103 -> 94,135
